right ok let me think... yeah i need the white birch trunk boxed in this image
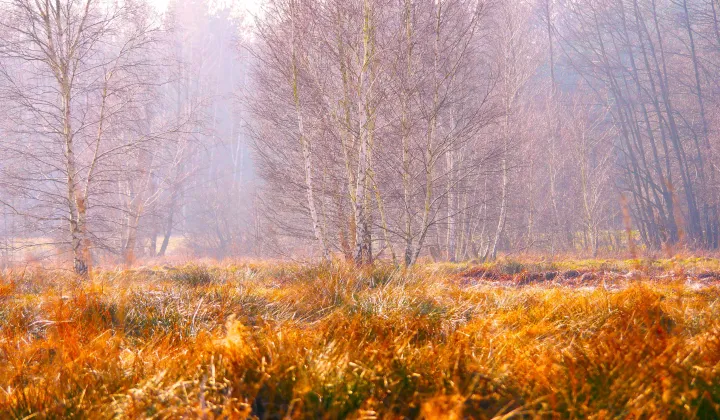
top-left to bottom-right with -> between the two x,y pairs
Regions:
291,0 -> 329,260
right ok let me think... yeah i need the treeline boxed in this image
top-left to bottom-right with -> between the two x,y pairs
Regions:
250,0 -> 720,264
1,0 -> 719,272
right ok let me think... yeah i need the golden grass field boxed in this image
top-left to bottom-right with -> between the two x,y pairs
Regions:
2,258 -> 720,418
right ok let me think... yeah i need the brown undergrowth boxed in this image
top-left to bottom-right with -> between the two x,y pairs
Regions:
1,260 -> 720,418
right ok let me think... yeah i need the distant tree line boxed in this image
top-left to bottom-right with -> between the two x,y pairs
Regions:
1,0 -> 720,272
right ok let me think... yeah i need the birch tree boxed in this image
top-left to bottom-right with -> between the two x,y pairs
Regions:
0,0 -> 163,273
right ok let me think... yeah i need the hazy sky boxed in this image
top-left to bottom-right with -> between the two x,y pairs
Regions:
149,0 -> 263,16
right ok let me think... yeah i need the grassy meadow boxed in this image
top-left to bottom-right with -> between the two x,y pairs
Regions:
1,258 -> 720,418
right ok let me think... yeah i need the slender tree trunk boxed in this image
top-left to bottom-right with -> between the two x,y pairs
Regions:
290,0 -> 329,261
354,0 -> 374,265
336,4 -> 358,260
157,189 -> 176,257
371,173 -> 395,263
490,127 -> 509,260
63,79 -> 88,275
401,0 -> 414,267
446,147 -> 457,262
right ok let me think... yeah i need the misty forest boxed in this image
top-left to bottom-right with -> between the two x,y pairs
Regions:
3,0 -> 720,418
1,0 -> 719,271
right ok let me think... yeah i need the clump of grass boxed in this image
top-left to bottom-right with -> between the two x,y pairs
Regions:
169,264 -> 218,286
1,260 -> 720,418
498,258 -> 526,275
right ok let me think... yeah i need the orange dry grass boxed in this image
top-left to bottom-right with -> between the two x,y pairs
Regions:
0,261 -> 719,418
